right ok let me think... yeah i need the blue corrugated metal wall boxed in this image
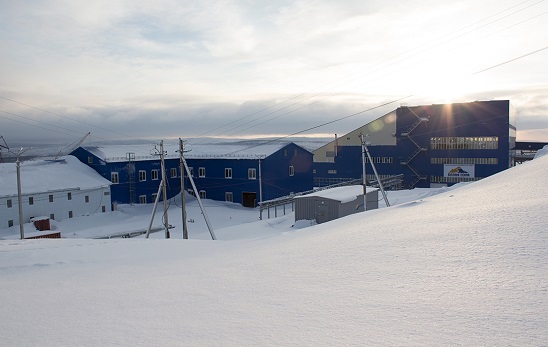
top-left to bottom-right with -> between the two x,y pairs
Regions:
313,100 -> 512,188
72,143 -> 313,206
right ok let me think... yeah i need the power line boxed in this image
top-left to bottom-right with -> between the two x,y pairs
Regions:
0,95 -> 153,142
196,0 -> 546,142
473,45 -> 548,74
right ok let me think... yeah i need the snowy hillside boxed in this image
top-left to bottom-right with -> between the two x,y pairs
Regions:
1,151 -> 547,346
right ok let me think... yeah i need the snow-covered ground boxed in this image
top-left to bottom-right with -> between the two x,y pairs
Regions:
1,148 -> 547,346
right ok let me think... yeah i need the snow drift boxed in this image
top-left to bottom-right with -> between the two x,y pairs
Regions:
0,154 -> 547,346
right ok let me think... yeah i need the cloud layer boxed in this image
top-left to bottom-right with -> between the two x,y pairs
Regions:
1,0 -> 547,144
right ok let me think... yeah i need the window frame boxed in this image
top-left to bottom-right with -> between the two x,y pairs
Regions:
111,172 -> 119,184
289,165 -> 295,176
199,167 -> 205,178
139,170 -> 146,182
170,167 -> 177,178
139,195 -> 147,204
225,168 -> 233,179
199,190 -> 206,199
151,169 -> 159,181
7,199 -> 12,208
248,168 -> 256,180
225,192 -> 233,202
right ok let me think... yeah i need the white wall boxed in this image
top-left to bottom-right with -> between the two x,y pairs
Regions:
0,186 -> 111,229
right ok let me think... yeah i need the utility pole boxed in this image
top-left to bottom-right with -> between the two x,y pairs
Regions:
16,155 -> 24,239
363,140 -> 391,207
181,156 -> 216,240
258,156 -> 263,220
360,133 -> 367,211
160,141 -> 170,239
179,138 -> 188,239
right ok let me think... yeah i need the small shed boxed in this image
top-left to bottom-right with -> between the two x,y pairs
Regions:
294,185 -> 378,224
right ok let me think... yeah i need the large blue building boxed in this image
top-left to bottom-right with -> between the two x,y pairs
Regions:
313,100 -> 516,188
71,140 -> 313,207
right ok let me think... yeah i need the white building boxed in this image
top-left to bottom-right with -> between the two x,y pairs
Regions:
0,156 -> 112,229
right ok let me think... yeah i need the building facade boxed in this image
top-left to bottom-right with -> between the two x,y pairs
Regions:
313,100 -> 516,188
0,156 -> 112,229
71,141 -> 313,207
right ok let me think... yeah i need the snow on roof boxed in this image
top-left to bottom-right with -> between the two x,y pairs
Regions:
295,185 -> 378,203
81,139 -> 308,162
0,155 -> 111,197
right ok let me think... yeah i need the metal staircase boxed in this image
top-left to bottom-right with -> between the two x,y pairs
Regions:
127,152 -> 136,205
400,108 -> 428,188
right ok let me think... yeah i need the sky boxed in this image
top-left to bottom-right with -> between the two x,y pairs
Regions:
1,0 -> 547,146
0,147 -> 546,345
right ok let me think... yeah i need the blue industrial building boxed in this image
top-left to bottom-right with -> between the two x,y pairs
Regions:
71,141 -> 313,207
313,100 -> 516,188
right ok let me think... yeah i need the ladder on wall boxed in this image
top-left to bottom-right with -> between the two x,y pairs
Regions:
400,108 -> 428,188
127,152 -> 136,205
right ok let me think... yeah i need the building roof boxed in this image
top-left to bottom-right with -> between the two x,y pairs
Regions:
80,139 -> 312,162
295,185 -> 378,203
0,155 -> 111,197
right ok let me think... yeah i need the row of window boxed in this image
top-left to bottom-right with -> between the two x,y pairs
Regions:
2,192 -> 98,208
430,176 -> 484,183
111,166 -> 295,183
112,168 -> 171,184
6,206 -> 107,228
364,157 -> 394,164
430,136 -> 499,150
431,157 -> 499,165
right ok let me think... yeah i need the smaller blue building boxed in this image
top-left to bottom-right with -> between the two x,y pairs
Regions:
71,140 -> 313,207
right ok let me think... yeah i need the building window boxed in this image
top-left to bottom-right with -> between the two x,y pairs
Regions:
67,192 -> 72,200
225,168 -> 232,179
151,170 -> 159,180
328,169 -> 337,174
284,149 -> 288,156
8,220 -> 14,227
104,191 -> 110,196
430,136 -> 499,150
188,167 -> 194,177
289,165 -> 295,176
7,199 -> 12,208
88,156 -> 93,164
49,194 -> 54,202
102,206 -> 106,213
50,213 -> 55,220
111,172 -> 119,184
171,168 -> 177,178
248,168 -> 256,179
85,195 -> 89,203
225,192 -> 233,202
29,197 -> 34,205
294,149 -> 298,156
152,193 -> 158,202
69,211 -> 73,218
199,190 -> 206,199
199,167 -> 205,178
139,170 -> 146,181
139,195 -> 147,204
188,189 -> 196,197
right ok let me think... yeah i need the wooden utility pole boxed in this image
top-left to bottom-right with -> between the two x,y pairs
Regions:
160,141 -> 170,238
16,156 -> 24,239
179,138 -> 188,239
360,133 -> 367,211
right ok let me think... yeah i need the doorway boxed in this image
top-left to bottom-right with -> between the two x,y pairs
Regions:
242,192 -> 257,208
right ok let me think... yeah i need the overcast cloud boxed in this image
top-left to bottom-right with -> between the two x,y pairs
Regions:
1,0 -> 547,146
